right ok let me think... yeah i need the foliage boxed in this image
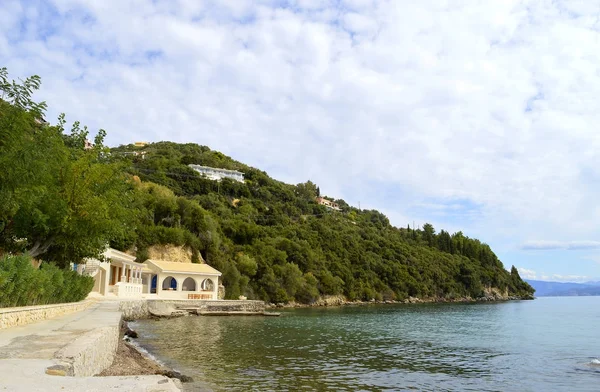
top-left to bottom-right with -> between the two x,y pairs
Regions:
0,254 -> 93,307
0,68 -> 137,268
112,142 -> 535,303
0,67 -> 534,304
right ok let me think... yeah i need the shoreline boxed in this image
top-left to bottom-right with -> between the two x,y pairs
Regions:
97,320 -> 192,386
266,293 -> 534,309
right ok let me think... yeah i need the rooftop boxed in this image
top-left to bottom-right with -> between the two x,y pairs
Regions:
145,259 -> 222,276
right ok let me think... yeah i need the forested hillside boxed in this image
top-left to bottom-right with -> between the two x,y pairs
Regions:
110,142 -> 534,302
0,67 -> 533,304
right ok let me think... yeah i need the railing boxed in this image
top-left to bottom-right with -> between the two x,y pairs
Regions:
113,282 -> 143,298
187,293 -> 213,300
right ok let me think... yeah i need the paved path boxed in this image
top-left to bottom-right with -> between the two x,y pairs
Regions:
0,301 -> 180,392
0,301 -> 119,360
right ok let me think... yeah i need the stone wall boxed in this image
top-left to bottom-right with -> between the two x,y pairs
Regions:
0,300 -> 94,330
119,299 -> 265,320
54,323 -> 120,377
118,299 -> 149,320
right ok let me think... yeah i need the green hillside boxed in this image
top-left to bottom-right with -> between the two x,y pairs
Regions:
0,67 -> 533,304
110,142 -> 534,303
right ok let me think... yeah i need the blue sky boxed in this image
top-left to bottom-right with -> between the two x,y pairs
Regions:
2,0 -> 600,282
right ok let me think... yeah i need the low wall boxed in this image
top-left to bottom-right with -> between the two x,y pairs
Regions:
119,299 -> 265,320
54,317 -> 121,376
0,300 -> 94,330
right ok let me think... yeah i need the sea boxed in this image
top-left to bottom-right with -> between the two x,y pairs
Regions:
131,297 -> 600,391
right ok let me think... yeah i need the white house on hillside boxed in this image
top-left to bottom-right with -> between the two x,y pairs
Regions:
188,164 -> 244,183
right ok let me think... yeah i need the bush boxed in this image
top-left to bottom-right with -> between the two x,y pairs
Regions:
0,254 -> 94,307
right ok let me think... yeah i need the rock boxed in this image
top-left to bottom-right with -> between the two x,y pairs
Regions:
124,326 -> 138,339
45,365 -> 69,376
161,370 -> 194,383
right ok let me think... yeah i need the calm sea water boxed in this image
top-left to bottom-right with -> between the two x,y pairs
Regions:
131,297 -> 600,391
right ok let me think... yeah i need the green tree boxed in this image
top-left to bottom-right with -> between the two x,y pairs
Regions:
422,223 -> 436,247
0,69 -> 137,267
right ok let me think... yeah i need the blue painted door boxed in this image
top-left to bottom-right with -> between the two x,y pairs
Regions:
151,275 -> 157,293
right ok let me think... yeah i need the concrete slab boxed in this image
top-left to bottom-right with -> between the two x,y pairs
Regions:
0,360 -> 179,392
0,301 -> 119,360
0,301 -> 181,391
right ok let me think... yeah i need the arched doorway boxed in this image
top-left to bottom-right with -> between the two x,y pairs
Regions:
200,278 -> 214,291
162,276 -> 177,290
182,277 -> 196,291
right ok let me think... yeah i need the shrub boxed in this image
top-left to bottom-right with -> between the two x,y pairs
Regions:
0,254 -> 94,307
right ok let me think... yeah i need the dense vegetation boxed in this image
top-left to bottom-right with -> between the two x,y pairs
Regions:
0,255 -> 94,307
0,67 -> 136,268
0,67 -> 133,305
0,68 -> 534,306
111,142 -> 534,302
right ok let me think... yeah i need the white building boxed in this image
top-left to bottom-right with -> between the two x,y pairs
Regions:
316,197 -> 341,211
188,164 -> 244,183
84,248 -> 222,300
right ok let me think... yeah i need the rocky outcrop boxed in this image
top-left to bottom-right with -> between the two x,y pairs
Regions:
314,295 -> 346,306
146,245 -> 198,263
267,290 -> 534,309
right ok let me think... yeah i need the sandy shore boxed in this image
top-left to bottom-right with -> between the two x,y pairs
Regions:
97,321 -> 192,385
97,337 -> 165,376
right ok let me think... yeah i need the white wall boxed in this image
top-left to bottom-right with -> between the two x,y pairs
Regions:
156,272 -> 220,300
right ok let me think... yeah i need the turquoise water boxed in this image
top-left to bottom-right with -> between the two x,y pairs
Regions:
132,297 -> 600,391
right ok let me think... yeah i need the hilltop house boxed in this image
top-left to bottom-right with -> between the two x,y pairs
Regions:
316,197 -> 340,211
82,248 -> 222,300
188,164 -> 244,183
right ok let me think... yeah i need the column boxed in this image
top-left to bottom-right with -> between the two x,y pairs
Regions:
213,277 -> 219,300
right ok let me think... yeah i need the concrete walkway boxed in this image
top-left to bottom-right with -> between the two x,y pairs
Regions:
0,301 -> 180,391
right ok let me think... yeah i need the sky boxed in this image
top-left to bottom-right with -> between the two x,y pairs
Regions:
2,0 -> 600,282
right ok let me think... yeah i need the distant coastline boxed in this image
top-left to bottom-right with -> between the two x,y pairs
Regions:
525,279 -> 600,297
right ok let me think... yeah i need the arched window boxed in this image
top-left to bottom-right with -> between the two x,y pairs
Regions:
200,278 -> 214,291
162,276 -> 177,290
182,277 -> 196,291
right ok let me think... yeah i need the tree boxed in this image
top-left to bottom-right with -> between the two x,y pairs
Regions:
0,68 -> 137,267
422,223 -> 436,247
295,180 -> 319,201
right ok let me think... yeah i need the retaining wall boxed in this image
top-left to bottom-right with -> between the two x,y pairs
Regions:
0,300 -> 94,329
53,306 -> 121,377
119,299 -> 265,320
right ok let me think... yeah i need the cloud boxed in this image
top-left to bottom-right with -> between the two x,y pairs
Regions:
520,241 -> 600,251
517,268 -> 592,283
1,0 -> 600,279
549,274 -> 591,283
518,268 -> 537,280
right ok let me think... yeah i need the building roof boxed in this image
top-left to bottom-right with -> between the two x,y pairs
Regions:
144,259 -> 222,276
105,248 -> 137,263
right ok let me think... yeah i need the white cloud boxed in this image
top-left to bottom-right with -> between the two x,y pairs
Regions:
518,268 -> 592,283
518,268 -> 537,280
520,241 -> 600,251
550,274 -> 591,283
2,0 -> 600,278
